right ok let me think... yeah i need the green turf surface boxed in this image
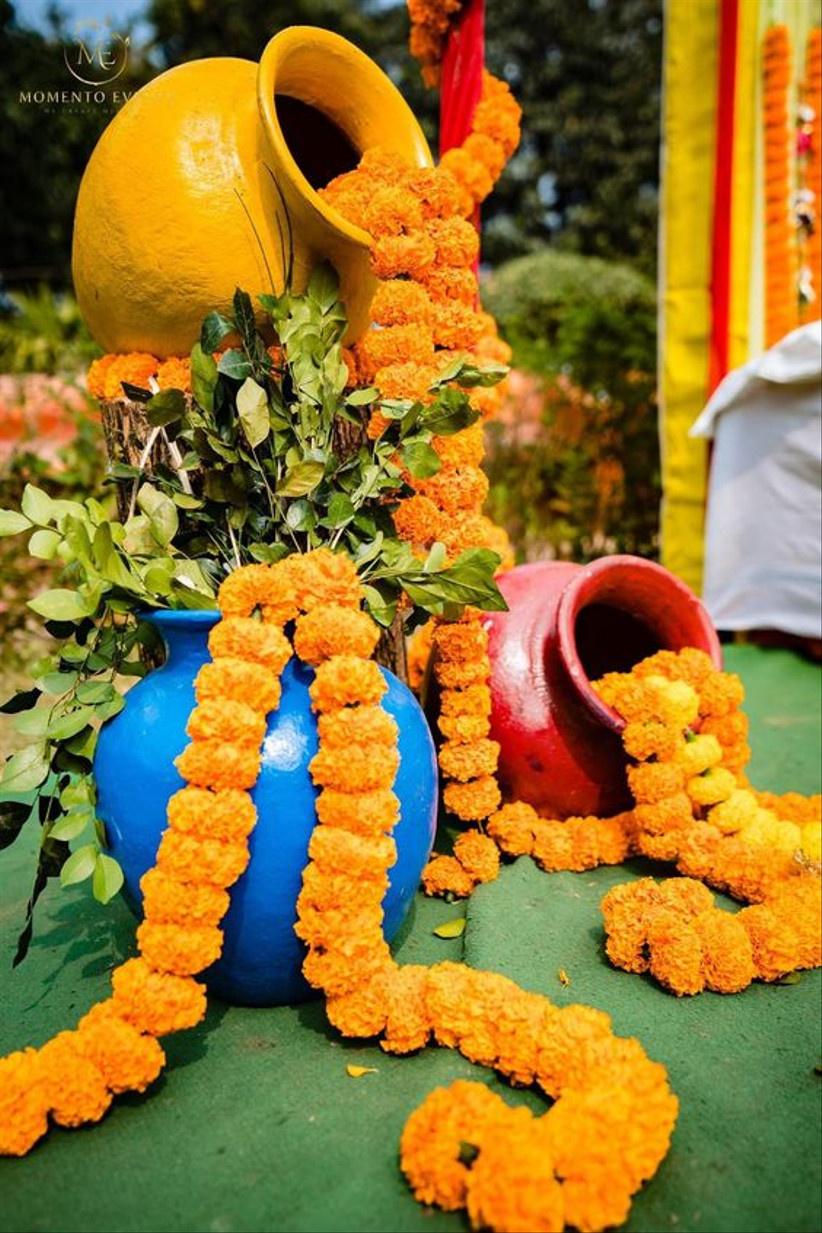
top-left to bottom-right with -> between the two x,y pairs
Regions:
1,645 -> 820,1233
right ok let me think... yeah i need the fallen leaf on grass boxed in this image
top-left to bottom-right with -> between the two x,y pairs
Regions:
433,918 -> 466,939
346,1064 -> 378,1078
558,967 -> 571,987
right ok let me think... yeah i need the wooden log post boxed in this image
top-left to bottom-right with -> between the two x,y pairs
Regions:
99,396 -> 409,683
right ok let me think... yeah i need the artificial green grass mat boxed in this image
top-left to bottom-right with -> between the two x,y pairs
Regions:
1,644 -> 820,1233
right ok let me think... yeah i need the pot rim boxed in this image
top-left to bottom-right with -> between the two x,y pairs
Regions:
138,608 -> 221,629
556,555 -> 723,733
257,26 -> 431,255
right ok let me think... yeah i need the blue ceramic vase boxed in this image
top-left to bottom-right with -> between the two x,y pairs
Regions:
94,610 -> 438,1006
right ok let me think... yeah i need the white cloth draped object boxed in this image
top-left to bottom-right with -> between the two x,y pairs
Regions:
690,321 -> 822,639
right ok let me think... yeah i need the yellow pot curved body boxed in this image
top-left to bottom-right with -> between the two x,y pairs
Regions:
72,27 -> 432,357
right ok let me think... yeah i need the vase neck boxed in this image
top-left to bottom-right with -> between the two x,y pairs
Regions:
142,611 -> 221,673
554,556 -> 722,732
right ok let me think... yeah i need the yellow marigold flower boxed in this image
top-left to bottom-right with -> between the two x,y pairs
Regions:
156,830 -> 249,889
421,853 -> 476,897
453,830 -> 500,883
37,1031 -> 111,1128
487,801 -> 538,856
208,617 -> 292,672
706,788 -> 758,834
0,1049 -> 48,1156
140,867 -> 229,927
86,353 -> 117,399
317,705 -> 397,750
371,279 -> 433,327
439,737 -> 499,783
314,787 -> 399,835
800,821 -> 821,862
194,657 -> 281,714
111,958 -> 206,1036
308,825 -> 396,880
175,739 -> 260,791
309,743 -> 400,793
102,353 -> 158,400
686,767 -> 737,807
310,655 -> 387,711
392,494 -> 444,546
185,698 -> 266,747
136,921 -> 223,977
443,774 -> 501,821
155,356 -> 191,392
76,1001 -> 165,1094
674,732 -> 723,776
425,217 -> 480,268
166,785 -> 257,844
293,605 -> 379,666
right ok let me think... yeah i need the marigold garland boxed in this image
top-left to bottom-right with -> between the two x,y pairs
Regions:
800,27 -> 822,321
763,24 -> 800,347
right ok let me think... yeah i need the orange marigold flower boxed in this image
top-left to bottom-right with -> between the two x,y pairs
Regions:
310,655 -> 387,711
194,656 -> 281,714
432,422 -> 485,468
175,739 -> 260,791
405,165 -> 463,219
466,1108 -> 564,1233
633,792 -> 693,836
439,147 -> 494,205
438,737 -> 500,782
443,774 -> 501,821
217,564 -> 279,618
325,968 -> 393,1037
185,698 -> 266,747
166,785 -> 257,844
111,958 -> 207,1036
425,217 -> 480,268
314,787 -> 399,836
400,1080 -> 503,1212
86,353 -> 117,398
697,670 -> 745,718
472,95 -> 521,160
453,830 -> 500,883
487,801 -> 539,856
375,360 -> 439,400
37,1031 -> 111,1128
155,356 -> 191,392
370,232 -> 436,279
430,302 -> 486,350
309,743 -> 400,793
140,867 -> 229,928
382,964 -> 432,1055
358,323 -> 434,378
622,719 -> 685,762
102,353 -> 158,400
156,829 -> 249,889
434,653 -> 491,690
292,548 -> 365,613
0,1049 -> 48,1156
422,853 -> 476,898
531,820 -> 574,871
433,619 -> 488,661
317,705 -> 398,750
308,825 -> 396,880
439,684 -> 492,718
371,279 -> 433,327
294,605 -> 380,665
627,761 -> 686,804
136,920 -> 223,977
416,465 -> 489,516
392,494 -> 444,546
737,903 -> 801,981
437,711 -> 491,743
463,131 -> 508,181
693,911 -> 756,993
76,1001 -> 165,1094
208,617 -> 292,673
360,185 -> 424,238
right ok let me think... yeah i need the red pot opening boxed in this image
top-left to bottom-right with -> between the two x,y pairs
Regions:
556,555 -> 723,734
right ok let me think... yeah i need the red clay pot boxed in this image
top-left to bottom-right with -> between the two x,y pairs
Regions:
484,556 -> 722,818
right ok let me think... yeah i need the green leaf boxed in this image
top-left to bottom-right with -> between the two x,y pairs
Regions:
50,808 -> 94,842
307,262 -> 340,311
420,389 -> 481,437
232,287 -> 257,349
146,388 -> 186,427
433,917 -> 466,939
424,542 -> 447,573
248,542 -> 290,565
137,483 -> 179,547
1,747 -> 49,793
346,387 -> 378,407
323,492 -> 355,527
92,852 -> 124,904
285,498 -> 317,532
190,342 -> 218,413
276,460 -> 326,498
218,348 -> 253,381
776,971 -> 803,986
28,528 -> 61,560
28,588 -> 90,621
21,484 -> 53,525
401,441 -> 441,479
59,843 -> 97,887
201,310 -> 235,353
13,708 -> 50,738
36,670 -> 78,695
172,492 -> 204,510
454,362 -> 508,388
47,706 -> 95,741
0,509 -> 32,537
237,377 -> 270,448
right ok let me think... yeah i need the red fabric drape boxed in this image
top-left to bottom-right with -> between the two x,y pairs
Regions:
439,0 -> 485,156
708,0 -> 739,393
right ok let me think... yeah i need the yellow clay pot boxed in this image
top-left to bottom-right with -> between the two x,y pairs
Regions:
72,27 -> 432,357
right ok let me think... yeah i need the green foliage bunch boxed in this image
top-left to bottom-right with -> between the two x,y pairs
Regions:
482,247 -> 660,562
0,267 -> 506,957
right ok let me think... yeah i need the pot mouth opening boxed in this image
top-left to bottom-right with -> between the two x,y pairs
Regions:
274,95 -> 361,190
556,556 -> 722,732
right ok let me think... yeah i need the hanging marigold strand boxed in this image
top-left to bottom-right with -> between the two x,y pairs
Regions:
801,27 -> 822,322
762,23 -> 799,347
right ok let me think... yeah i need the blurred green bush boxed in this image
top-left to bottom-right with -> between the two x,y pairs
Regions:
0,288 -> 99,376
481,248 -> 660,563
